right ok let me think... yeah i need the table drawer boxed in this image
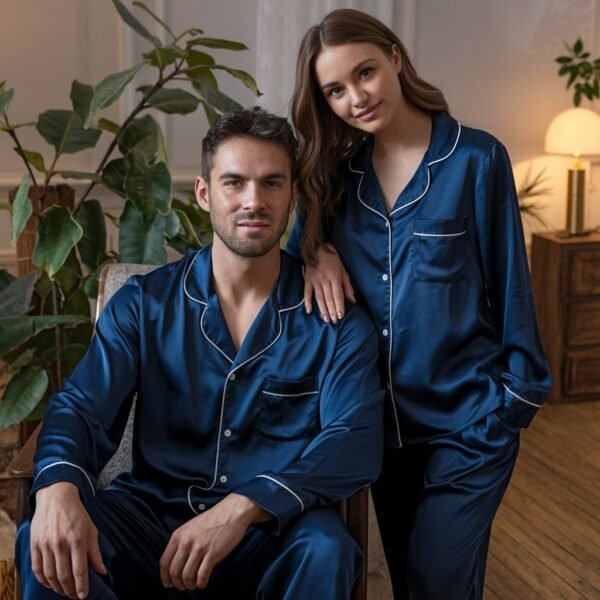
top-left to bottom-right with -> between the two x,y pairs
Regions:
570,250 -> 600,295
563,348 -> 600,396
566,300 -> 600,345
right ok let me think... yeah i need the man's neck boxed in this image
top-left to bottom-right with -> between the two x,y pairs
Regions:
211,239 -> 281,304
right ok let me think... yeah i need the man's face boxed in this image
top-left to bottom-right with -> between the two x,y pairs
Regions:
195,137 -> 296,258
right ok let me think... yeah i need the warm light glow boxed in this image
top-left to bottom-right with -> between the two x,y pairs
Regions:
545,107 -> 600,157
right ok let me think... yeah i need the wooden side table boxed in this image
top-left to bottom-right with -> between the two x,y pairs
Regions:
531,231 -> 600,403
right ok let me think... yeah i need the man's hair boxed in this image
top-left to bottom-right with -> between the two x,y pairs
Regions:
201,107 -> 298,182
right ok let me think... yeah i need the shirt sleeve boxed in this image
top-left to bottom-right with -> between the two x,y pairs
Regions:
29,278 -> 142,510
474,142 -> 552,428
234,306 -> 384,533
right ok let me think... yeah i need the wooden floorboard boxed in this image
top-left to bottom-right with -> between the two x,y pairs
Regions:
487,401 -> 600,599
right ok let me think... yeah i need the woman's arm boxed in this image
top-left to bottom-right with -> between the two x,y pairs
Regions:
286,214 -> 356,323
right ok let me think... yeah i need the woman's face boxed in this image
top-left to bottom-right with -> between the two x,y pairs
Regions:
314,42 -> 402,135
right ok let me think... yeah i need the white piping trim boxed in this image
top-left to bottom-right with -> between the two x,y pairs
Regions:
256,474 -> 305,512
182,251 -> 203,304
428,121 -> 462,166
200,303 -> 234,364
189,298 -> 305,495
503,384 -> 543,408
263,390 -> 318,398
413,230 -> 466,238
390,169 -> 431,215
350,159 -> 402,447
34,461 -> 96,497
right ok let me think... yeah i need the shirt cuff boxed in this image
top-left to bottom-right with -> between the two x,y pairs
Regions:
234,473 -> 304,534
30,461 -> 96,513
499,375 -> 546,428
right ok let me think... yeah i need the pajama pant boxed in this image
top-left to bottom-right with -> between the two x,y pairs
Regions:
16,489 -> 362,599
372,409 -> 520,600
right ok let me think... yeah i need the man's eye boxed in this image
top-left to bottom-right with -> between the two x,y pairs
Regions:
265,181 -> 282,188
224,180 -> 242,187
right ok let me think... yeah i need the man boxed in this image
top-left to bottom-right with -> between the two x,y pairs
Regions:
16,107 -> 384,600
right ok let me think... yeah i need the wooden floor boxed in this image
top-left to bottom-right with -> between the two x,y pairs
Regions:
486,401 -> 600,599
366,401 -> 600,599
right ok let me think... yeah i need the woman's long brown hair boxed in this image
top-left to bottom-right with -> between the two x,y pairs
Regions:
291,9 -> 450,264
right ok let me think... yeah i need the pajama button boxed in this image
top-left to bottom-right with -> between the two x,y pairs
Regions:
382,274 -> 388,281
220,475 -> 228,483
383,329 -> 389,337
229,373 -> 236,381
198,503 -> 206,511
224,429 -> 232,437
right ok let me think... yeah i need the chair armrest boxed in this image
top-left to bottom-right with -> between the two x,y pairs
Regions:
8,424 -> 40,527
8,424 -> 40,480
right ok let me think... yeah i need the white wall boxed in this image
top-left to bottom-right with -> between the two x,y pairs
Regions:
2,0 -> 600,268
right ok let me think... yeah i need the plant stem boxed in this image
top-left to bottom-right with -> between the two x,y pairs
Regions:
3,114 -> 45,213
51,280 -> 63,392
77,68 -> 182,208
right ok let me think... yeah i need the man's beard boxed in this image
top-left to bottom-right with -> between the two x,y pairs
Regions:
211,210 -> 288,258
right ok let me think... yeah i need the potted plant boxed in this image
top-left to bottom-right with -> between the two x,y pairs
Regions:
0,0 -> 259,432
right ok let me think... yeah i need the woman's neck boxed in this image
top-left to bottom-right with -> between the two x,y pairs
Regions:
373,97 -> 432,157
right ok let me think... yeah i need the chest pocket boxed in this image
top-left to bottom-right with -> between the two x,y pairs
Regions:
411,217 -> 467,283
258,376 -> 319,440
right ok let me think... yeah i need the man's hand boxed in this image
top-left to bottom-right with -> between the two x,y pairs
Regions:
30,482 -> 106,600
304,243 -> 355,323
159,493 -> 271,591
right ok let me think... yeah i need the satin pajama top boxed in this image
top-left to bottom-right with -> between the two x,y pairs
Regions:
31,248 -> 384,532
287,112 -> 551,446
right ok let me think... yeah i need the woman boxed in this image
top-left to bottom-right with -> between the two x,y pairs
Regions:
286,9 -> 551,600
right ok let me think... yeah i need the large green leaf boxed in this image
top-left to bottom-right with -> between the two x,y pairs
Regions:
118,115 -> 160,160
0,87 -> 14,116
37,110 -> 102,155
74,200 -> 106,273
186,51 -> 218,89
11,174 -> 32,245
138,86 -> 199,115
0,270 -> 16,293
70,80 -> 94,122
85,63 -> 144,128
191,76 -> 241,114
0,271 -> 37,317
173,208 -> 202,247
211,65 -> 261,96
119,201 -> 167,264
0,314 -> 86,356
143,45 -> 185,69
186,37 -> 248,51
102,158 -> 128,198
14,148 -> 46,173
125,157 -> 171,217
0,366 -> 48,428
164,209 -> 180,238
112,0 -> 161,47
7,348 -> 35,371
53,253 -> 82,297
32,206 -> 83,278
63,289 -> 91,319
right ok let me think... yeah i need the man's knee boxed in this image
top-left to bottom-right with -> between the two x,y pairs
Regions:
284,508 -> 363,572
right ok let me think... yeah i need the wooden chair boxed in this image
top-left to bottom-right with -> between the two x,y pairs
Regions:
9,262 -> 369,600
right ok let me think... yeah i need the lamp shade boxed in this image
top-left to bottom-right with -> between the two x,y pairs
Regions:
545,107 -> 600,156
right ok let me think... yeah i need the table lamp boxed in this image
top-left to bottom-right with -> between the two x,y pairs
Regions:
545,107 -> 600,236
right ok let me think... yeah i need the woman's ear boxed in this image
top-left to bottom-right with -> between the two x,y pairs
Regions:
391,44 -> 402,74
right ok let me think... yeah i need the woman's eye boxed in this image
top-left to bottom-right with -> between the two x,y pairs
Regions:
329,87 -> 343,98
359,68 -> 373,80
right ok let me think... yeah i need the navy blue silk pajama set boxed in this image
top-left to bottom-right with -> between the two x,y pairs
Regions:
287,112 -> 551,599
16,249 -> 385,599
